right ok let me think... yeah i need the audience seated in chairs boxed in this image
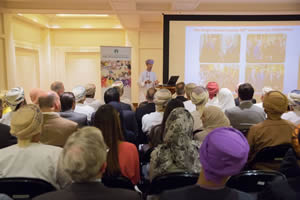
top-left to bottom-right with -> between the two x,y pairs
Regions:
206,82 -> 219,107
194,106 -> 230,144
234,83 -> 257,106
142,88 -> 172,134
104,87 -> 131,111
190,86 -> 209,132
104,87 -> 138,144
33,127 -> 140,200
93,104 -> 140,185
0,104 -> 70,189
254,86 -> 273,109
183,83 -> 197,113
39,91 -> 78,147
112,81 -> 134,110
225,83 -> 265,131
30,88 -> 47,104
72,86 -> 95,121
0,87 -> 26,126
59,92 -> 88,127
149,107 -> 201,181
175,82 -> 188,102
0,98 -> 16,149
160,127 -> 253,200
136,88 -> 157,144
84,83 -> 102,111
218,88 -> 235,112
279,125 -> 300,178
50,81 -> 65,97
140,99 -> 184,180
247,91 -> 296,170
281,89 -> 300,126
258,126 -> 300,200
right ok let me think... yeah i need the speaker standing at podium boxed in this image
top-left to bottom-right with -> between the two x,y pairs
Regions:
138,59 -> 159,102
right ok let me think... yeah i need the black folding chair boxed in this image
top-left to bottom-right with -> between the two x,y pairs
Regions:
226,170 -> 286,194
102,176 -> 135,190
148,172 -> 199,195
247,144 -> 292,170
0,177 -> 56,200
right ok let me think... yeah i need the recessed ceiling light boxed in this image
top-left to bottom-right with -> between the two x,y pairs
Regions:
56,14 -> 109,17
113,25 -> 123,29
17,13 -> 23,16
81,25 -> 93,29
51,25 -> 60,29
33,18 -> 38,22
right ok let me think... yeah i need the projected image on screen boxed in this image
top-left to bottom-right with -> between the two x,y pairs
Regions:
199,64 -> 240,92
247,34 -> 287,63
181,23 -> 300,94
245,64 -> 284,92
200,34 -> 240,63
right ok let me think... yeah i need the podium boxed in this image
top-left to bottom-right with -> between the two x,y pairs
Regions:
156,85 -> 176,94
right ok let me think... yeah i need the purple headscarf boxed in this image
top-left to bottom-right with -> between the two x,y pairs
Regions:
199,127 -> 249,183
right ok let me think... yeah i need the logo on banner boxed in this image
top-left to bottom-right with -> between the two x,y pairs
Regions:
114,49 -> 119,54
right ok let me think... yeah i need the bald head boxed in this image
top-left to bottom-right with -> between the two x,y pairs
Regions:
39,91 -> 61,112
30,88 -> 46,104
50,81 -> 65,96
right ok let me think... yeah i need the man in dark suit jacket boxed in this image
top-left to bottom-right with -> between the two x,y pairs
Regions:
33,127 -> 140,200
175,82 -> 188,102
104,87 -> 131,111
136,88 -> 156,144
59,92 -> 88,127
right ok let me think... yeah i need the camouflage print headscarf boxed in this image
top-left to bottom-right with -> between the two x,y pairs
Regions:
150,107 -> 201,179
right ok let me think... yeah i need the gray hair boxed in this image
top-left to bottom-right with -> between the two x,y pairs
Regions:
62,127 -> 108,182
50,81 -> 64,93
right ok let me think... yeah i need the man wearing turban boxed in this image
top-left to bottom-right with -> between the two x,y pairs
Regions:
281,89 -> 300,126
0,87 -> 26,126
138,59 -> 159,102
247,91 -> 296,170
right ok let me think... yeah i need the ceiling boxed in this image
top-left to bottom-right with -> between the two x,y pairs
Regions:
1,0 -> 300,30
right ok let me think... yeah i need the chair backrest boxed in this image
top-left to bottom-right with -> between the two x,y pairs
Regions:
148,172 -> 199,195
0,177 -> 56,200
250,144 -> 292,167
226,170 -> 286,193
102,176 -> 135,190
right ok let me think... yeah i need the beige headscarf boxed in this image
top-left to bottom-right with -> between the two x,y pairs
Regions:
85,84 -> 96,96
10,104 -> 43,140
263,91 -> 288,120
190,86 -> 209,117
185,83 -> 197,99
154,88 -> 172,112
194,106 -> 230,143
